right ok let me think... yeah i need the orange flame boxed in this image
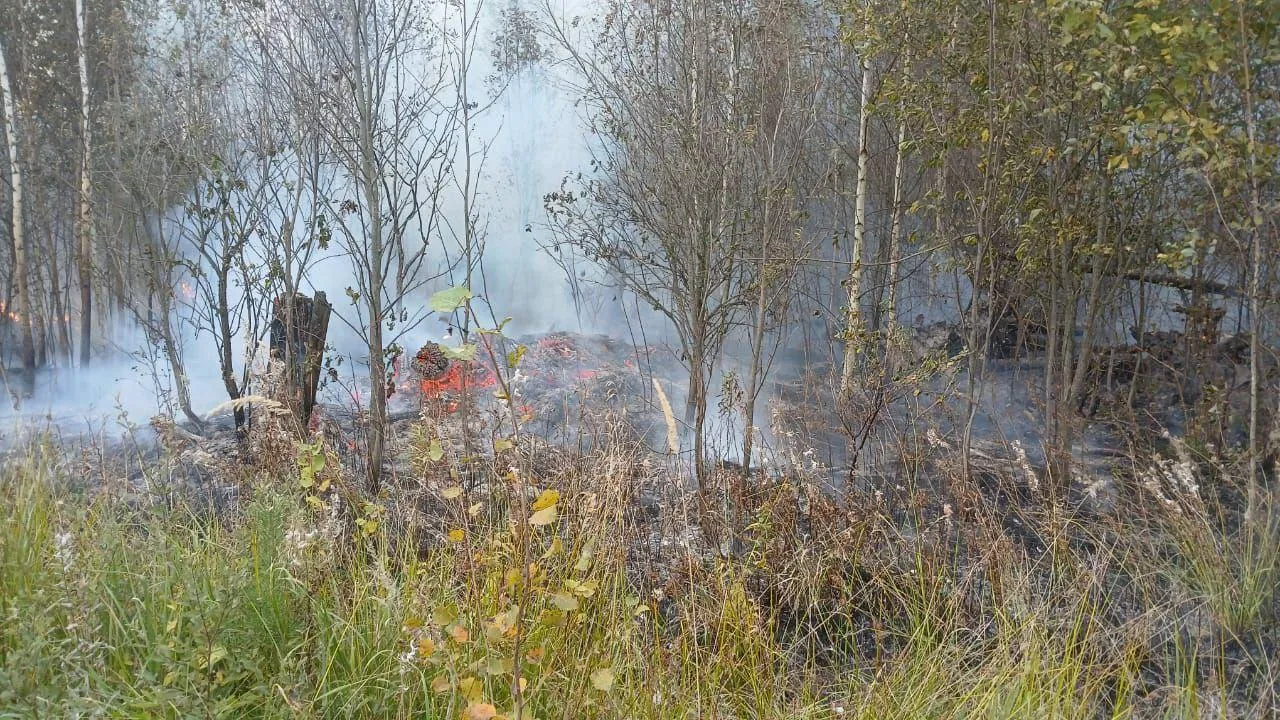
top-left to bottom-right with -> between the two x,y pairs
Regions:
419,361 -> 498,397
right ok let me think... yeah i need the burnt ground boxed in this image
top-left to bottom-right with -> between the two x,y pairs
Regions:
3,326 -> 1278,714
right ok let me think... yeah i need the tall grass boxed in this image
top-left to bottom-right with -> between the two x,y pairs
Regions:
1,435 -> 1274,718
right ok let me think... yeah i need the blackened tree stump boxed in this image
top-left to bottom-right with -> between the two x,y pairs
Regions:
270,292 -> 331,426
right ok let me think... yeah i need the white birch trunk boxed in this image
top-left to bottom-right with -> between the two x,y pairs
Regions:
0,40 -> 36,391
839,54 -> 872,398
77,0 -> 94,365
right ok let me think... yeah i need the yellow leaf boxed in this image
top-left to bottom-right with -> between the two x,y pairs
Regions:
537,609 -> 567,627
448,529 -> 466,543
590,667 -> 615,692
417,636 -> 436,657
531,489 -> 559,512
494,438 -> 514,452
442,485 -> 464,500
468,502 -> 484,517
541,536 -> 564,559
430,674 -> 452,693
528,507 -> 557,526
458,676 -> 484,703
450,624 -> 471,643
466,705 -> 498,720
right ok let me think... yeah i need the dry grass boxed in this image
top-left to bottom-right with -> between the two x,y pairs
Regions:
0,405 -> 1277,718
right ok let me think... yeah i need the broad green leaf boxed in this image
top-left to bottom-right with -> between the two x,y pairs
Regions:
429,286 -> 473,312
507,344 -> 527,368
440,343 -> 478,361
550,592 -> 579,611
433,605 -> 458,626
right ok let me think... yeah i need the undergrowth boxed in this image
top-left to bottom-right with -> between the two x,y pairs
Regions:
0,431 -> 1276,718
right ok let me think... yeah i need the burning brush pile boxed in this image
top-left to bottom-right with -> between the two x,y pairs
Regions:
400,332 -> 676,446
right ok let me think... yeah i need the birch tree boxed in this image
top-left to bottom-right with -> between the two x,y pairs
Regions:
0,38 -> 36,395
76,0 -> 94,366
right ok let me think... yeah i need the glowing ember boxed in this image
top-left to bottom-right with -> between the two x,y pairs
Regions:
418,361 -> 497,397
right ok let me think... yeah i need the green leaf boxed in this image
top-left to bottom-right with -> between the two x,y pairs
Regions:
440,344 -> 478,361
429,286 -> 473,313
433,604 -> 459,626
507,344 -> 527,368
200,645 -> 228,670
550,592 -> 579,611
429,438 -> 444,462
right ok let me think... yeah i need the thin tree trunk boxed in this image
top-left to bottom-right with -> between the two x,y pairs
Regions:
0,41 -> 36,394
838,53 -> 872,399
459,0 -> 475,336
216,263 -> 244,430
48,226 -> 72,363
884,116 -> 907,343
77,0 -> 94,366
354,0 -> 387,492
1238,1 -> 1263,511
742,186 -> 774,479
162,323 -> 203,429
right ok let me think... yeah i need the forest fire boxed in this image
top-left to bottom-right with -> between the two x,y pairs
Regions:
410,341 -> 498,403
417,359 -> 498,397
0,301 -> 20,324
393,333 -> 659,423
